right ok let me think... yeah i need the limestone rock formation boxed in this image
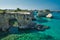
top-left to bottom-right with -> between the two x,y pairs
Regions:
46,13 -> 52,18
35,24 -> 50,31
37,11 -> 49,17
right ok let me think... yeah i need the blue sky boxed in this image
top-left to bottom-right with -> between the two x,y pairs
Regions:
0,0 -> 60,10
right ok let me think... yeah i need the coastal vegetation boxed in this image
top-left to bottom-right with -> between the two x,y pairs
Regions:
0,8 -> 60,14
0,8 -> 29,13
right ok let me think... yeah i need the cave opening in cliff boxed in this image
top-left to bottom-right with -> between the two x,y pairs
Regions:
9,18 -> 18,27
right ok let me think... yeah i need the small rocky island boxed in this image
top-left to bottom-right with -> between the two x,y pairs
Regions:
37,10 -> 53,18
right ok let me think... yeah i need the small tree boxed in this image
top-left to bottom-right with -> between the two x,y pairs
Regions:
16,8 -> 21,11
3,9 -> 6,14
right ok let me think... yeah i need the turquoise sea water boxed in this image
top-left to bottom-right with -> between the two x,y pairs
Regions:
33,12 -> 60,40
1,12 -> 60,40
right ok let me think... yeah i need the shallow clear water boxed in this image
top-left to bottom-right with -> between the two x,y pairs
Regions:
33,12 -> 60,40
1,12 -> 60,40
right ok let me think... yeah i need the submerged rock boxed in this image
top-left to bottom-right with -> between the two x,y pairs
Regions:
9,27 -> 19,33
19,24 -> 50,31
35,24 -> 50,31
